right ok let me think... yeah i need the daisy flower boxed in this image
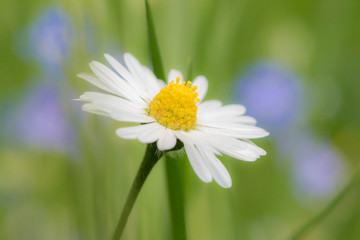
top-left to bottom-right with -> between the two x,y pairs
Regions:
78,53 -> 269,188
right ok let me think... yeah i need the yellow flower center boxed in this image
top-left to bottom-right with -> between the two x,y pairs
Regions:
149,77 -> 200,131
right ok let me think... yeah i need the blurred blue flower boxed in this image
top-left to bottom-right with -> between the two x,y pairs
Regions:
29,6 -> 73,69
285,132 -> 345,200
2,82 -> 75,153
235,62 -> 304,133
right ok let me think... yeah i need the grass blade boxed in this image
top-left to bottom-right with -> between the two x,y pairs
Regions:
145,0 -> 165,81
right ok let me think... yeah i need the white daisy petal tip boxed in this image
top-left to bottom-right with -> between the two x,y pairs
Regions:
260,149 -> 267,156
157,130 -> 177,151
104,53 -> 117,63
192,75 -> 208,101
220,179 -> 232,188
115,125 -> 152,140
168,69 -> 184,84
201,149 -> 232,188
137,123 -> 165,144
261,130 -> 270,137
179,140 -> 213,183
76,73 -> 85,78
116,129 -> 137,140
89,60 -> 97,66
201,177 -> 213,184
124,52 -> 140,66
123,52 -> 133,59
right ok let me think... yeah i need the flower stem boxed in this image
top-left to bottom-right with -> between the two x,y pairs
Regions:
289,167 -> 360,240
111,143 -> 163,240
165,155 -> 187,240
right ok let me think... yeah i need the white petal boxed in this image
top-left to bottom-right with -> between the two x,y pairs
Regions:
110,111 -> 154,123
79,92 -> 147,114
233,116 -> 257,125
192,75 -> 208,101
84,102 -> 150,123
198,100 -> 222,113
79,91 -> 152,123
82,103 -> 109,116
90,61 -> 143,103
138,123 -> 166,143
116,124 -> 154,139
167,69 -> 184,84
174,130 -> 194,144
200,125 -> 269,139
199,148 -> 232,188
124,53 -> 161,98
104,53 -> 151,100
211,142 -> 259,162
124,53 -> 144,80
243,140 -> 267,155
197,102 -> 257,126
197,116 -> 257,126
157,129 -> 177,151
77,73 -> 115,94
183,143 -> 212,183
187,129 -> 265,162
142,65 -> 160,83
157,80 -> 167,89
142,65 -> 162,97
198,104 -> 246,119
104,54 -> 135,84
188,130 -> 246,150
233,148 -> 261,161
219,104 -> 246,115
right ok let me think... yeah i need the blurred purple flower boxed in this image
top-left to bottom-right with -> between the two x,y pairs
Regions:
286,132 -> 344,199
235,62 -> 304,133
29,6 -> 72,68
2,83 -> 75,153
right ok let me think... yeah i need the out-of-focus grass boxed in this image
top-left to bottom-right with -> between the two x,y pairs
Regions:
1,0 -> 360,240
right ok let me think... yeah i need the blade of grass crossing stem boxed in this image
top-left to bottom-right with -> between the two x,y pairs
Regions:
145,1 -> 187,239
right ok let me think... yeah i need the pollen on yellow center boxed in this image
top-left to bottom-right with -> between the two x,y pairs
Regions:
149,77 -> 200,131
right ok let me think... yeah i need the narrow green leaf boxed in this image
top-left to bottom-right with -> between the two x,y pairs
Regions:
145,1 -> 187,239
145,0 -> 165,81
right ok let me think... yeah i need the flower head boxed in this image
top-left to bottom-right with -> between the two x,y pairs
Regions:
78,53 -> 269,188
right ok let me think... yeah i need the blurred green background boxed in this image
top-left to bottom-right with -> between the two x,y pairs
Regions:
1,0 -> 360,239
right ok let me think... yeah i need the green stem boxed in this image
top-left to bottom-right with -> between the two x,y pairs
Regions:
165,155 -> 187,240
111,143 -> 163,240
289,167 -> 360,240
